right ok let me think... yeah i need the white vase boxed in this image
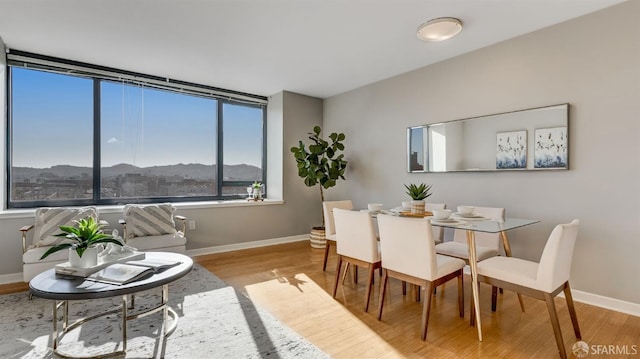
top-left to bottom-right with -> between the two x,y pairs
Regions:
411,200 -> 425,215
69,246 -> 98,268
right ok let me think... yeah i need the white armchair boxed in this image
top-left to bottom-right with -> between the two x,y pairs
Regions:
119,203 -> 187,253
21,206 -> 98,282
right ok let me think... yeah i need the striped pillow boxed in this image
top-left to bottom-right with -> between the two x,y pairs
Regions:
124,203 -> 177,239
31,207 -> 98,248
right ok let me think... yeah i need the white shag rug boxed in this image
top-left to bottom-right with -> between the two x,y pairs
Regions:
0,264 -> 329,358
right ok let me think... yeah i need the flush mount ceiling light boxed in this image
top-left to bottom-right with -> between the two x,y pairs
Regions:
416,17 -> 463,42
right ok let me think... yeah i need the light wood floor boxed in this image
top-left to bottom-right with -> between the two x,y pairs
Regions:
3,241 -> 639,358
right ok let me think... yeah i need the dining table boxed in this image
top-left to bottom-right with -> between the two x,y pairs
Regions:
374,209 -> 540,341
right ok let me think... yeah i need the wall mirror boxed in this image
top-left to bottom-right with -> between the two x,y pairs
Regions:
407,103 -> 569,172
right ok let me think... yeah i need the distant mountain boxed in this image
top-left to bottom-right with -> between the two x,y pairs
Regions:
12,163 -> 261,181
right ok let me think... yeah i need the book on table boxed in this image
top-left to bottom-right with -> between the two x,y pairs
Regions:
55,251 -> 145,277
87,257 -> 182,285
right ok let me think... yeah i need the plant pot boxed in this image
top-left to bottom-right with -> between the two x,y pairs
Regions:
69,246 -> 98,268
411,200 -> 426,215
309,227 -> 326,249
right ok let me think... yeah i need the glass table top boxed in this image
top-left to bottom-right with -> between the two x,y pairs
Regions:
428,217 -> 540,233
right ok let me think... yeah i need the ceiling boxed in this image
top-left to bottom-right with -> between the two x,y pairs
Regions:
0,0 -> 625,99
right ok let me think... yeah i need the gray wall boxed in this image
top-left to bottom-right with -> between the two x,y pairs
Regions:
0,91 -> 324,276
324,1 -> 640,303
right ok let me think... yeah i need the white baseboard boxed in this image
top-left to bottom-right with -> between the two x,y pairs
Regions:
559,289 -> 640,317
0,272 -> 23,285
186,234 -> 309,257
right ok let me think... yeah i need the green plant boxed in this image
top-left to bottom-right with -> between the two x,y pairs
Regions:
404,183 -> 433,200
40,217 -> 123,259
290,125 -> 348,228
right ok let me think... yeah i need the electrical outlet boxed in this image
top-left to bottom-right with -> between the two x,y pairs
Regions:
188,220 -> 196,230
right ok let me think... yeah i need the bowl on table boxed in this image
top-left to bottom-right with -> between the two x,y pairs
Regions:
457,205 -> 475,216
432,209 -> 452,220
368,203 -> 383,213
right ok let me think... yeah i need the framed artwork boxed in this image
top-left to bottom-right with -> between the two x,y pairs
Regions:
534,127 -> 568,168
496,130 -> 527,169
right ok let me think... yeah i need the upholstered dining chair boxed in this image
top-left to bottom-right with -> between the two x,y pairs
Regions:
322,200 -> 354,271
332,208 -> 381,312
475,220 -> 581,359
426,203 -> 446,244
376,214 -> 466,340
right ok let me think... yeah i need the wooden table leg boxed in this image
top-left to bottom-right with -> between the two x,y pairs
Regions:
500,231 -> 526,312
466,230 -> 483,341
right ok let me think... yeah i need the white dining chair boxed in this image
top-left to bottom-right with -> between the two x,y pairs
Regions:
426,203 -> 446,244
476,220 -> 581,359
376,214 -> 466,341
322,200 -> 354,271
435,206 -> 505,261
332,208 -> 381,312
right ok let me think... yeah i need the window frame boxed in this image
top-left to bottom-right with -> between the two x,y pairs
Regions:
6,50 -> 267,209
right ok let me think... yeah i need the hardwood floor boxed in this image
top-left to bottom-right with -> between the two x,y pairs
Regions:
3,241 -> 638,358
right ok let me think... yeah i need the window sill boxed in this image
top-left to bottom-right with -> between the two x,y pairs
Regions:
0,198 -> 285,219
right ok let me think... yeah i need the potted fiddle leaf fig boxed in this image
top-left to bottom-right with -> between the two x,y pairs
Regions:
291,125 -> 348,248
40,217 -> 123,268
404,183 -> 432,215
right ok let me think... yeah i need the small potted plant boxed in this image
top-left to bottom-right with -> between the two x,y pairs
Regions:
251,181 -> 263,200
40,217 -> 123,268
404,183 -> 432,215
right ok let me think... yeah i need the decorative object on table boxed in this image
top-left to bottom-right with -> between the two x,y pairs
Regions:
247,181 -> 264,201
534,126 -> 568,168
496,130 -> 527,169
40,216 -> 123,268
404,183 -> 432,215
290,125 -> 348,248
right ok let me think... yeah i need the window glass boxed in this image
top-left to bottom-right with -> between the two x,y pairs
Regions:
10,68 -> 93,202
222,103 -> 264,196
100,81 -> 217,199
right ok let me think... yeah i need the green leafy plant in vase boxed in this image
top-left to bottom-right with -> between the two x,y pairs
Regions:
404,183 -> 432,215
40,216 -> 123,268
290,125 -> 348,248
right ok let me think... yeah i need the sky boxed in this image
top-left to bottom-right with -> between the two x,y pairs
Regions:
11,67 -> 263,168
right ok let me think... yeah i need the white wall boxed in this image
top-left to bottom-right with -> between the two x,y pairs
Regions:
0,90 -> 324,276
324,1 -> 640,303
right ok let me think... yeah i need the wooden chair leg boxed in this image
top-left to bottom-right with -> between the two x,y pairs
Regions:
544,293 -> 568,359
377,269 -> 389,320
415,285 -> 421,302
563,282 -> 582,339
420,282 -> 434,341
402,281 -> 407,295
332,256 -> 343,298
469,293 -> 476,327
458,272 -> 464,318
491,286 -> 498,312
353,265 -> 358,284
341,263 -> 350,285
322,242 -> 331,271
364,265 -> 375,312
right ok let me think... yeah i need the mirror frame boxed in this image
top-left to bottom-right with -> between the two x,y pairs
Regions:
407,103 -> 569,173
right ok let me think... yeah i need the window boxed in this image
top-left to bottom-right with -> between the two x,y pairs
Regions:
7,51 -> 267,208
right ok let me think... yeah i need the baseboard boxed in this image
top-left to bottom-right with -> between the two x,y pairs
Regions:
0,272 -> 23,285
559,289 -> 640,317
186,234 -> 310,257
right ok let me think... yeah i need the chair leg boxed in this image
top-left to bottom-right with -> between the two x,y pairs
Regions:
332,256 -> 343,298
353,265 -> 358,284
491,286 -> 498,312
469,294 -> 475,327
402,281 -> 407,295
544,293 -> 568,359
420,282 -> 434,341
322,242 -> 331,271
377,269 -> 389,320
458,272 -> 464,318
341,263 -> 350,285
563,282 -> 582,339
364,265 -> 375,312
415,285 -> 421,302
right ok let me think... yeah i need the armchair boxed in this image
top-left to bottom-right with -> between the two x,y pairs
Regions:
119,203 -> 187,253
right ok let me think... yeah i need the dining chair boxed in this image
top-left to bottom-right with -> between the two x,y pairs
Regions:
332,208 -> 381,312
476,220 -> 581,359
322,200 -> 354,271
426,203 -> 446,244
376,214 -> 466,340
435,205 -> 505,261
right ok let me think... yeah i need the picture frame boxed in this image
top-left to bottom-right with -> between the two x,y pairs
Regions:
534,126 -> 568,168
496,130 -> 527,169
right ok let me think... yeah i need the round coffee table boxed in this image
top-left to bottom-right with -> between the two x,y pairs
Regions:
29,252 -> 193,358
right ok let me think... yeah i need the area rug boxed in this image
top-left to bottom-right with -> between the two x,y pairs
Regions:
0,264 -> 329,358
